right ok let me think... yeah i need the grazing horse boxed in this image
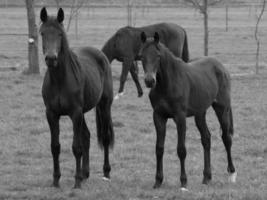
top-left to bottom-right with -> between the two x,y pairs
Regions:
139,32 -> 236,190
102,23 -> 189,99
40,7 -> 114,188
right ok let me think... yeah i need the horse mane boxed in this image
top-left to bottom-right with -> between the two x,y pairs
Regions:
158,42 -> 183,63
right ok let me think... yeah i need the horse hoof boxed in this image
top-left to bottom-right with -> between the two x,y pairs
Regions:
138,91 -> 143,97
51,182 -> 60,188
114,92 -> 124,100
73,180 -> 82,189
202,177 -> 212,185
180,187 -> 189,192
114,94 -> 120,100
82,171 -> 90,180
102,176 -> 111,182
153,182 -> 162,189
73,184 -> 81,189
229,172 -> 237,183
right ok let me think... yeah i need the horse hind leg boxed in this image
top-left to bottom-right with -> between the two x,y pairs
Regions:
96,95 -> 114,180
173,114 -> 187,189
116,59 -> 132,99
212,102 -> 236,183
194,112 -> 212,184
130,61 -> 143,97
81,117 -> 90,180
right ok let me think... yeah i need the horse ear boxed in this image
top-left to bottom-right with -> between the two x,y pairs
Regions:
40,7 -> 47,23
154,32 -> 159,44
57,8 -> 64,23
141,31 -> 147,43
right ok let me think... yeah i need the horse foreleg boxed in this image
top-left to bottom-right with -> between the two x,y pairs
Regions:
174,114 -> 187,189
153,112 -> 167,189
81,118 -> 90,180
130,61 -> 143,97
194,113 -> 212,184
71,108 -> 84,188
46,110 -> 61,188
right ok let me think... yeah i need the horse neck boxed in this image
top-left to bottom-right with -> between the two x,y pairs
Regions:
48,38 -> 73,85
157,47 -> 186,89
131,27 -> 143,57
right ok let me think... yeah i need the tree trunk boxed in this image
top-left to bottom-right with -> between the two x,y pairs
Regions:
203,0 -> 208,56
254,0 -> 266,74
25,0 -> 39,74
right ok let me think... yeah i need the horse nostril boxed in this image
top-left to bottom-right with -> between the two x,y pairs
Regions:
45,55 -> 58,67
145,76 -> 156,88
45,55 -> 57,61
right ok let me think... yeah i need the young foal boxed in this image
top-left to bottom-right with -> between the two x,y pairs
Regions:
40,8 -> 114,188
102,23 -> 189,99
139,32 -> 236,190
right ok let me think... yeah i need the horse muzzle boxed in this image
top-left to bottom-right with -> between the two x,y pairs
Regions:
144,74 -> 156,88
45,55 -> 58,68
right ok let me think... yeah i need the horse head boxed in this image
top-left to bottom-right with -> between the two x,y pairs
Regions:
39,7 -> 66,68
139,31 -> 160,88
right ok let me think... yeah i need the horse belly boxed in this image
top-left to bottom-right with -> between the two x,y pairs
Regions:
188,83 -> 218,115
83,79 -> 103,112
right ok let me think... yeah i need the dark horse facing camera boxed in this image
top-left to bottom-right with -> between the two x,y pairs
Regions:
140,32 -> 236,190
40,7 -> 115,189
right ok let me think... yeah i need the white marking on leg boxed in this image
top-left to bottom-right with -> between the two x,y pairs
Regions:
228,171 -> 237,183
102,177 -> 111,182
180,187 -> 189,192
114,92 -> 124,100
114,94 -> 120,100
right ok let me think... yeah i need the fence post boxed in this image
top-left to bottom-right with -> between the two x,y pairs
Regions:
225,5 -> 229,31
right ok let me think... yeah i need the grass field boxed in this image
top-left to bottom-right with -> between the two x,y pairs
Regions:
0,6 -> 266,200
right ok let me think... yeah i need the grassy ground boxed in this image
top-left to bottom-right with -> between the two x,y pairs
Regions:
0,6 -> 266,200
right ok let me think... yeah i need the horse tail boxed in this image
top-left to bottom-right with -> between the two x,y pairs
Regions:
182,28 -> 189,62
96,97 -> 114,149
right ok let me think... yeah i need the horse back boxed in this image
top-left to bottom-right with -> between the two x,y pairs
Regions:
189,57 -> 230,85
75,47 -> 113,111
142,23 -> 186,57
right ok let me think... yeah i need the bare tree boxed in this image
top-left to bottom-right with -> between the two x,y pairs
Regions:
184,0 -> 222,56
53,0 -> 86,33
66,0 -> 86,32
254,0 -> 266,74
54,0 -> 64,8
25,0 -> 39,74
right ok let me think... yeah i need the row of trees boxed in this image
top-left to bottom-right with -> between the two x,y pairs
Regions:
25,0 -> 266,74
184,0 -> 266,74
